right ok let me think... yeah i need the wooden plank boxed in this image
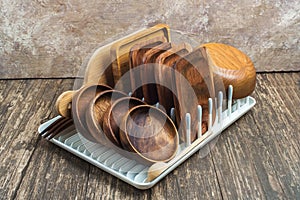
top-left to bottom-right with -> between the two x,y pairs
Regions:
0,79 -> 75,199
249,73 -> 300,198
209,73 -> 300,199
0,72 -> 299,199
160,151 -> 223,199
14,142 -> 90,199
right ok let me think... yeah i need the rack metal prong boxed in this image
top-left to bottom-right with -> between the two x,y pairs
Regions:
208,98 -> 213,130
185,113 -> 191,147
218,91 -> 223,123
197,105 -> 202,138
228,85 -> 233,116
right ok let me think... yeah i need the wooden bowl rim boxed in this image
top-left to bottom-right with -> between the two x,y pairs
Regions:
87,89 -> 127,144
104,96 -> 146,147
72,84 -> 111,141
122,104 -> 179,163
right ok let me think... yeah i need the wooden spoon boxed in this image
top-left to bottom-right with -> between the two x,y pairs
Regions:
147,130 -> 212,182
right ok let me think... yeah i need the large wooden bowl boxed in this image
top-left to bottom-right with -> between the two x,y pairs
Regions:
201,43 -> 256,99
120,105 -> 179,163
102,96 -> 146,148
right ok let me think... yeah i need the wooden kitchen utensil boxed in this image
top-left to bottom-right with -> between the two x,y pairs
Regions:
71,84 -> 112,142
201,43 -> 256,99
141,42 -> 172,104
154,43 -> 192,114
174,47 -> 216,142
110,24 -> 171,92
85,90 -> 127,145
119,105 -> 179,163
102,96 -> 146,147
129,36 -> 168,99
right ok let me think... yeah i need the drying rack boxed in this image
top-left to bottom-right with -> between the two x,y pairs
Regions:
38,85 -> 256,189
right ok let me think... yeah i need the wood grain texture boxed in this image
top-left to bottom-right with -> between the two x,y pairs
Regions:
202,43 -> 256,99
174,47 -> 215,142
0,79 -> 75,199
0,72 -> 299,199
110,24 -> 170,92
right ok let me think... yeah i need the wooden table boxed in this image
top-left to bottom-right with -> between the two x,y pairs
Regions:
0,72 -> 299,199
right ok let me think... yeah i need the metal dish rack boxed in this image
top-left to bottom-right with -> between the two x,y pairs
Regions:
38,86 -> 256,189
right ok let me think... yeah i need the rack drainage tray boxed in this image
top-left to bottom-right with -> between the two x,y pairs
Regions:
38,91 -> 256,190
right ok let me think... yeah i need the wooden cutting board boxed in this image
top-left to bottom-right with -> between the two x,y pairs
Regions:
110,24 -> 171,92
129,36 -> 167,99
155,43 -> 192,114
174,47 -> 216,142
141,42 -> 172,104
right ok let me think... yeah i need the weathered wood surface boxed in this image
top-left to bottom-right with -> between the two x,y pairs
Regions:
0,0 -> 299,79
0,73 -> 299,199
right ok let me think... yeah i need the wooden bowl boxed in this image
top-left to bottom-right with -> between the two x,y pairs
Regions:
71,84 -> 111,142
85,90 -> 127,145
120,105 -> 179,163
102,96 -> 146,148
200,43 -> 256,99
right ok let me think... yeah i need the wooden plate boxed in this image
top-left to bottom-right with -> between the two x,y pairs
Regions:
129,36 -> 167,99
110,24 -> 171,92
173,47 -> 216,142
102,96 -> 146,147
154,43 -> 192,114
140,42 -> 172,104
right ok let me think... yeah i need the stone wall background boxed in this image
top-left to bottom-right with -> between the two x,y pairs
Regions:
0,0 -> 299,79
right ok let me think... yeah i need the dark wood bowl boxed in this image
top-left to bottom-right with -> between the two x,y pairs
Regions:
102,96 -> 146,148
85,90 -> 127,145
119,105 -> 179,163
71,84 -> 111,142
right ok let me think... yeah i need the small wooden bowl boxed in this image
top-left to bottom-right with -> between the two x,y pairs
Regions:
120,105 -> 179,163
72,84 -> 111,142
85,90 -> 127,145
102,96 -> 146,148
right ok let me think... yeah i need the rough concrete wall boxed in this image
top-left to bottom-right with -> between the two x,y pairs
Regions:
0,0 -> 299,78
